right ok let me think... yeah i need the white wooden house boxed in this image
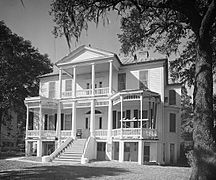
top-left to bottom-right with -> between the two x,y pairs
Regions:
24,45 -> 181,165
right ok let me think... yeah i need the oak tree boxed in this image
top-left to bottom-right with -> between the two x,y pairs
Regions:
50,1 -> 216,179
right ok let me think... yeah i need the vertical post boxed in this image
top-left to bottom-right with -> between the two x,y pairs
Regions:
109,61 -> 113,95
140,95 -> 143,139
90,100 -> 95,137
148,99 -> 151,129
106,99 -> 113,160
119,141 -> 124,162
25,105 -> 29,139
120,96 -> 123,138
92,63 -> 95,95
72,101 -> 77,138
56,102 -> 61,147
107,99 -> 113,139
37,103 -> 42,157
25,105 -> 29,156
59,68 -> 62,99
73,66 -> 76,98
138,140 -> 144,165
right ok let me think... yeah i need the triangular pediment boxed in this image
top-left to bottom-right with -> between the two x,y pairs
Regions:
56,45 -> 115,66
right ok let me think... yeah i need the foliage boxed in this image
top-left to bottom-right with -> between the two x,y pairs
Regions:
181,86 -> 193,141
0,21 -> 53,147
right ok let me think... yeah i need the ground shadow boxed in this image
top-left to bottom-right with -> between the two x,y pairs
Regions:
0,164 -> 128,180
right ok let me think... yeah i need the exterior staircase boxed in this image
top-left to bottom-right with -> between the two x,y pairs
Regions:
53,138 -> 86,164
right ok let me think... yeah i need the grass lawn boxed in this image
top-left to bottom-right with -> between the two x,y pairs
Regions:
0,159 -> 191,180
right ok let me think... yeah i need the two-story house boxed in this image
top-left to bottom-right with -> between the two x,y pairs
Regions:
24,45 -> 181,165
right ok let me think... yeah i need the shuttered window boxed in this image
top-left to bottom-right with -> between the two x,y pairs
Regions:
118,73 -> 126,91
169,113 -> 176,132
65,80 -> 72,91
139,70 -> 148,89
169,90 -> 176,105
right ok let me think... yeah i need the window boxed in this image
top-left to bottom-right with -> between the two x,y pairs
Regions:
144,145 -> 150,162
125,110 -> 131,128
134,109 -> 139,128
65,80 -> 72,91
113,111 -> 116,129
169,90 -> 176,105
44,114 -> 48,130
85,118 -> 88,129
169,113 -> 176,132
49,82 -> 56,98
118,73 -> 126,91
139,70 -> 148,89
99,117 -> 102,129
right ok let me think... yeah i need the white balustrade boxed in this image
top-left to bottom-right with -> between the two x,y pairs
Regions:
112,129 -> 121,137
95,87 -> 109,95
95,130 -> 108,138
122,128 -> 141,137
41,130 -> 56,137
142,128 -> 158,138
77,89 -> 92,97
62,91 -> 72,98
61,130 -> 72,137
27,130 -> 40,137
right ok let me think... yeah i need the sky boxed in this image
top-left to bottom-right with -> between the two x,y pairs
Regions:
0,0 -> 122,64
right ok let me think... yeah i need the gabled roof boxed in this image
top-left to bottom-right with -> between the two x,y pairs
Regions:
56,45 -> 120,66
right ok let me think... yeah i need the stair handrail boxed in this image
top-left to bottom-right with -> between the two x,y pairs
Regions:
82,137 -> 89,155
49,137 -> 74,162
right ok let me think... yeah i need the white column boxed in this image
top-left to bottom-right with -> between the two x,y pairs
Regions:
37,140 -> 42,157
109,61 -> 113,94
37,103 -> 42,157
91,63 -> 95,95
90,100 -> 95,137
120,96 -> 123,138
71,101 -> 77,138
119,141 -> 124,162
25,105 -> 29,139
107,99 -> 113,139
56,102 -> 61,147
138,140 -> 144,165
59,68 -> 62,99
140,95 -> 143,139
73,66 -> 76,98
106,100 -> 113,161
148,99 -> 151,128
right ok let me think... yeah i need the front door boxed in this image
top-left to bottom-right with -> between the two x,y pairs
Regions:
83,117 -> 90,138
97,142 -> 106,160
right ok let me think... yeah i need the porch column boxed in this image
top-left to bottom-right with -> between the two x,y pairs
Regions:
71,101 -> 77,138
56,102 -> 61,147
120,96 -> 123,138
138,140 -> 144,165
106,99 -> 113,160
119,141 -> 124,162
109,60 -> 113,94
25,104 -> 29,139
92,63 -> 95,95
140,95 -> 143,139
72,66 -> 76,98
37,103 -> 42,157
59,68 -> 62,99
148,99 -> 152,128
107,99 -> 113,139
90,100 -> 95,137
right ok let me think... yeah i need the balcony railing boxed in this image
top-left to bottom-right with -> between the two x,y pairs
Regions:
27,128 -> 158,140
95,129 -> 108,139
61,87 -> 109,98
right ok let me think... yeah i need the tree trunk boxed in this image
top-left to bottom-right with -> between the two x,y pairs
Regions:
0,108 -> 3,152
190,38 -> 216,180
